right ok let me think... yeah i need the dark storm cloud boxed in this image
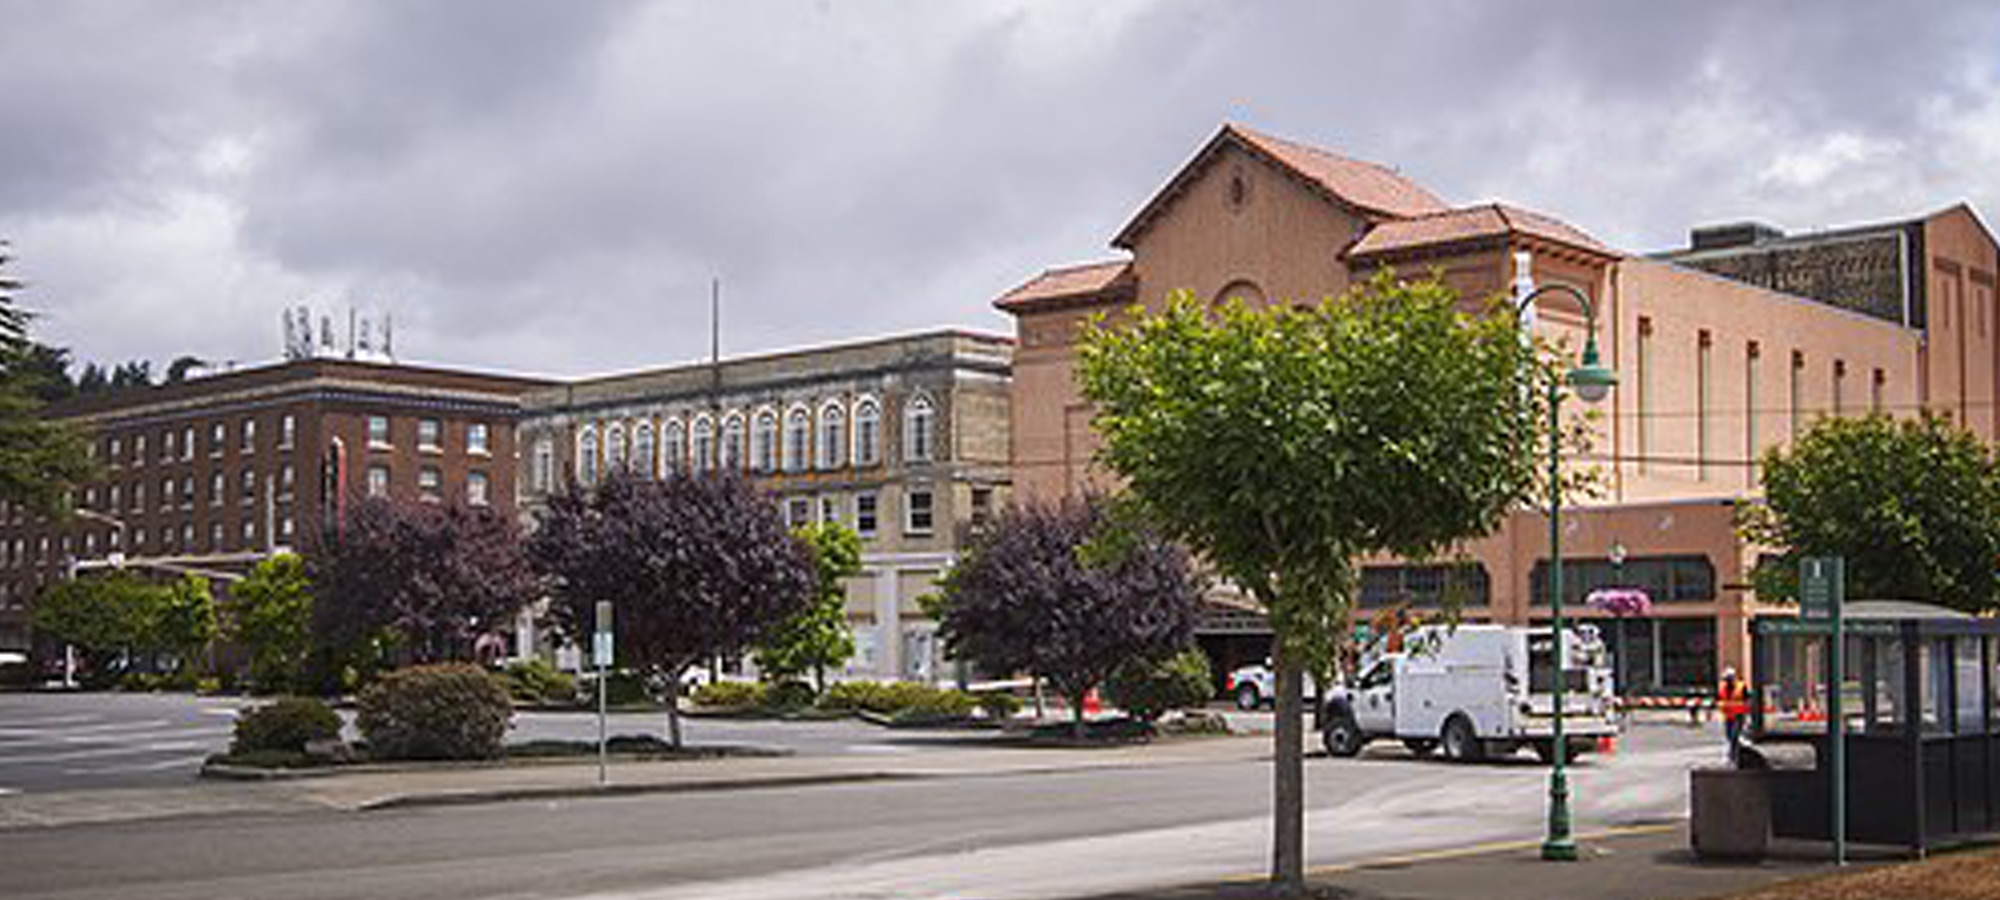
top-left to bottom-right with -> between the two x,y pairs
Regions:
2,1 -> 1996,378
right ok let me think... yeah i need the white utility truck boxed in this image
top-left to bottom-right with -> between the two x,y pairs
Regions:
1321,624 -> 1618,763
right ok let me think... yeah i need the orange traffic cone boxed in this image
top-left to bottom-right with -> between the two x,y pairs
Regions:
1596,734 -> 1616,755
1083,689 -> 1103,716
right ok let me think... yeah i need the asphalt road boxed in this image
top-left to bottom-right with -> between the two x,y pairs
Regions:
0,692 -> 999,794
0,723 -> 1718,900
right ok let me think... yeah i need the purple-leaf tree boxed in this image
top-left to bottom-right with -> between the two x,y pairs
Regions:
935,496 -> 1203,739
529,471 -> 814,747
309,496 -> 537,667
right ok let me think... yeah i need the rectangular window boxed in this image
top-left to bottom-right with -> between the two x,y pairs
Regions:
279,515 -> 295,542
160,430 -> 174,463
1872,369 -> 1886,414
418,466 -> 442,502
905,489 -> 934,535
210,522 -> 224,551
181,426 -> 195,460
855,492 -> 879,536
367,416 -> 391,449
211,423 -> 226,457
971,487 -> 994,527
241,519 -> 256,546
1832,360 -> 1846,416
1790,350 -> 1806,437
818,494 -> 842,525
786,496 -> 811,528
1635,318 -> 1652,475
133,527 -> 146,552
180,476 -> 194,508
467,471 -> 490,507
241,418 -> 257,454
159,477 -> 173,511
418,418 -> 442,452
108,436 -> 122,467
531,440 -> 554,495
1745,342 -> 1761,488
366,465 -> 390,498
210,472 -> 225,507
1697,330 -> 1713,482
279,415 -> 296,450
467,423 -> 490,456
132,481 -> 144,511
241,469 -> 258,505
279,464 -> 295,498
134,434 -> 147,467
109,484 -> 121,511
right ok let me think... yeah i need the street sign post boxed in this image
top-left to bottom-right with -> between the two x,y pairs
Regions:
594,601 -> 613,787
1801,556 -> 1846,865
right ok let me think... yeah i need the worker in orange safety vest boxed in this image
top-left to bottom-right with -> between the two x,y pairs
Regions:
1718,667 -> 1750,766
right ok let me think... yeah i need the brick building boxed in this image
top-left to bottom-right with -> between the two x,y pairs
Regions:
995,122 -> 1999,692
517,329 -> 1013,682
0,358 -> 550,659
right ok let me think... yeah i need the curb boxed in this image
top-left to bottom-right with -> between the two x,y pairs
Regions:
200,744 -> 793,781
354,770 -> 921,811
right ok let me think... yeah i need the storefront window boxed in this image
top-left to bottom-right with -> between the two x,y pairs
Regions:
1659,619 -> 1716,688
1921,638 -> 1951,734
1871,638 -> 1906,732
1955,636 -> 1984,733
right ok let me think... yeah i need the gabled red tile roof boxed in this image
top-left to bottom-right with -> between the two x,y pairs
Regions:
1346,203 -> 1618,259
1113,123 -> 1449,249
993,259 -> 1135,312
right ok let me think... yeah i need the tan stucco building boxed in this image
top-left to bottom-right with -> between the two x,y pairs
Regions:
996,123 -> 2000,693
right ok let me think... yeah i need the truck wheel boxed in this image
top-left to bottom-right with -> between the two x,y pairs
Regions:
1235,684 -> 1262,711
1402,738 -> 1437,757
1323,715 -> 1365,758
1441,715 -> 1485,763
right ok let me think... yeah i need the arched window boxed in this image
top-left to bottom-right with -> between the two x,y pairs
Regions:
606,424 -> 629,473
819,402 -> 846,469
854,397 -> 881,467
692,416 -> 716,473
784,407 -> 811,473
1213,278 -> 1266,308
753,409 -> 779,473
633,422 -> 657,479
531,438 -> 554,494
662,420 -> 686,474
904,395 -> 935,463
577,428 -> 601,486
722,413 -> 747,471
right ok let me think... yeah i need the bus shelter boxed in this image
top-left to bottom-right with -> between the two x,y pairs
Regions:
1752,601 -> 2000,852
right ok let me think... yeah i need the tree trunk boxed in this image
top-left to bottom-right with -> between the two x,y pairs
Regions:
1072,689 -> 1088,741
813,664 -> 826,697
664,670 -> 685,749
1272,637 -> 1307,894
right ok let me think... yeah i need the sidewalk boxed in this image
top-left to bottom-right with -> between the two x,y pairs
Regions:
0,732 -> 1274,829
1074,826 -> 1891,900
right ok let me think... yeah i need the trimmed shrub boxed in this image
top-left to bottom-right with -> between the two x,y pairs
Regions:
1103,650 -> 1214,723
819,680 -> 980,719
232,696 -> 343,754
691,680 -> 768,708
976,691 -> 1023,721
604,670 -> 655,706
356,664 -> 513,761
500,659 -> 577,706
765,680 -> 817,710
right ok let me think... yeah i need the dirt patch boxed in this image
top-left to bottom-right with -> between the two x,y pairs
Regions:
1712,845 -> 2000,900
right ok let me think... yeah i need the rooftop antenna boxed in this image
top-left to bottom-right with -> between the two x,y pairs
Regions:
346,307 -> 358,360
382,312 -> 394,361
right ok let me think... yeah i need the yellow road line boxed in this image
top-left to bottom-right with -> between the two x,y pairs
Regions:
1219,821 -> 1686,884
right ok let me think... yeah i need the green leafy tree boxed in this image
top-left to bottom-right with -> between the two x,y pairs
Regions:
153,575 -> 217,671
1741,413 -> 2000,613
225,553 -> 315,691
0,244 -> 98,515
755,522 -> 861,693
32,574 -> 158,681
1079,273 -> 1554,892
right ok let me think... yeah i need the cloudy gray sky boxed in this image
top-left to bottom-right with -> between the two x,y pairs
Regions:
4,1 -> 1997,379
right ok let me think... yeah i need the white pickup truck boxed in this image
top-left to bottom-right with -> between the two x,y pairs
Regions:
1321,624 -> 1619,763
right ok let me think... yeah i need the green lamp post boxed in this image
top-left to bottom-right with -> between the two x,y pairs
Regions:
1513,253 -> 1617,862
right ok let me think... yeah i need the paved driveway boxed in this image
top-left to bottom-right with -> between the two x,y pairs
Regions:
0,693 -> 251,793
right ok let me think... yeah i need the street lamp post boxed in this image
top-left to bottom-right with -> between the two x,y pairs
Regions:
1514,254 -> 1617,863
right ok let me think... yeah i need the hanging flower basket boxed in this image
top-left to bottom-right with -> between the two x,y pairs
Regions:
1586,587 -> 1653,617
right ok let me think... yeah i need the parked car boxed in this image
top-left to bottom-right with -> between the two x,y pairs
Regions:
1321,624 -> 1619,763
1225,660 -> 1320,710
